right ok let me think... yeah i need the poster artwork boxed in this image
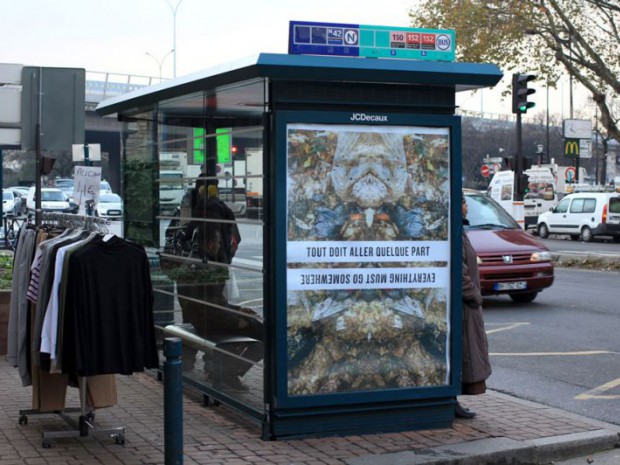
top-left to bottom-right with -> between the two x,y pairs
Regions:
286,123 -> 452,396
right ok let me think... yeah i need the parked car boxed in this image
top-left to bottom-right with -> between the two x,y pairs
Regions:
26,187 -> 71,215
54,178 -> 74,199
95,193 -> 123,218
464,189 -> 554,303
100,180 -> 113,194
5,186 -> 29,215
2,190 -> 21,216
537,192 -> 620,242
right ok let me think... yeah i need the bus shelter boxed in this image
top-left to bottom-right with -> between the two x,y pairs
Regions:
96,53 -> 502,439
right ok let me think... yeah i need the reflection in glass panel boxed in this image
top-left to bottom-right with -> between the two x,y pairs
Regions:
124,78 -> 267,411
122,113 -> 159,248
157,124 -> 264,409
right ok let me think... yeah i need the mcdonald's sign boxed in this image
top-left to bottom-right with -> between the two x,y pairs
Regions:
564,138 -> 580,157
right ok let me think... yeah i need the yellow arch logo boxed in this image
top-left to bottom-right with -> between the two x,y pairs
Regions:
564,140 -> 579,155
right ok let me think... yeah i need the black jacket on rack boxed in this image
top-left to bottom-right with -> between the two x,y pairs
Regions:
60,235 -> 159,376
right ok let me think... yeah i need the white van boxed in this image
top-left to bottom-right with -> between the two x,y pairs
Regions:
487,167 -> 557,229
537,192 -> 620,242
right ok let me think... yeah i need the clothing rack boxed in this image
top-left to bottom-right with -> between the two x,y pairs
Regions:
20,377 -> 126,448
15,217 -> 125,448
39,212 -> 110,232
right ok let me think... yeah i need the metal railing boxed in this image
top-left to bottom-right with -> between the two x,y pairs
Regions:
85,70 -> 167,104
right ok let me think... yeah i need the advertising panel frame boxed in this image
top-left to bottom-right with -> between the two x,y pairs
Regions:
272,110 -> 463,411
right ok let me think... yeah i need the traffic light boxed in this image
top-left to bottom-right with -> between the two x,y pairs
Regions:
503,156 -> 516,170
518,173 -> 530,196
512,73 -> 536,114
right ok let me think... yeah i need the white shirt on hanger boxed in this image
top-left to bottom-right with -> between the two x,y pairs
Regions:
40,233 -> 98,361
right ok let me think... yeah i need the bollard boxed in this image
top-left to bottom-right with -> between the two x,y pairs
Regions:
164,337 -> 183,465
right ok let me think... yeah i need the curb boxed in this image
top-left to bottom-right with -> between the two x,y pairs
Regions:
345,391 -> 620,465
533,430 -> 620,464
346,430 -> 620,465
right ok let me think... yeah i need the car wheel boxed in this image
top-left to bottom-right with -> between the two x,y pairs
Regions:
538,223 -> 549,239
509,292 -> 539,303
570,235 -> 580,241
580,226 -> 593,242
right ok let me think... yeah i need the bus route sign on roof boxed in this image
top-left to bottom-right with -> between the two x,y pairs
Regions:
289,21 -> 455,62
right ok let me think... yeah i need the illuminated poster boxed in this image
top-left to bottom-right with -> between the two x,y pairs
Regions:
286,123 -> 451,396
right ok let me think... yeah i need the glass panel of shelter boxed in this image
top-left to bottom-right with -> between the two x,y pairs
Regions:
150,82 -> 265,410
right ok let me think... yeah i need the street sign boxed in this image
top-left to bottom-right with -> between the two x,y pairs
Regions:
564,166 -> 577,183
579,139 -> 591,159
72,143 -> 101,162
480,164 -> 490,177
563,119 -> 592,139
289,21 -> 455,61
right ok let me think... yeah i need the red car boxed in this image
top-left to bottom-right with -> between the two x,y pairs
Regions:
464,189 -> 554,303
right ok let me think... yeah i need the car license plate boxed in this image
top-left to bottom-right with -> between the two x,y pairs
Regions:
494,281 -> 527,291
108,210 -> 121,215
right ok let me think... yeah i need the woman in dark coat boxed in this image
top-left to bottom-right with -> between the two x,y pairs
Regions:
458,196 -> 492,418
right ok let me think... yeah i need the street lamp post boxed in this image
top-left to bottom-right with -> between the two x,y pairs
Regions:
164,0 -> 183,78
146,49 -> 174,82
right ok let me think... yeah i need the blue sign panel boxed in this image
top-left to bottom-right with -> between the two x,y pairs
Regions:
289,21 -> 360,57
289,21 -> 455,62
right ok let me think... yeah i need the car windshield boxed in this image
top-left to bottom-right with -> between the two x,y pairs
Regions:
55,179 -> 73,188
101,181 -> 111,191
465,193 -> 519,230
42,191 -> 66,201
3,192 -> 12,201
100,194 -> 121,203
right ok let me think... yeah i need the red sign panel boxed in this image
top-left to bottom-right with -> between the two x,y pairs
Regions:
480,164 -> 490,177
421,33 -> 436,50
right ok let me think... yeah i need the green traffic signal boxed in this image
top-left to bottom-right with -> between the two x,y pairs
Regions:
512,73 -> 537,114
519,102 -> 535,112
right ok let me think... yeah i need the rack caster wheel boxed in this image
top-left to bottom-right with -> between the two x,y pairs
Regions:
85,411 -> 95,422
42,440 -> 52,448
114,434 -> 125,445
202,395 -> 220,407
19,415 -> 28,425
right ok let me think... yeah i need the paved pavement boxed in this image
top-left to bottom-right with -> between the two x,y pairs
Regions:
1,245 -> 618,464
0,359 -> 618,465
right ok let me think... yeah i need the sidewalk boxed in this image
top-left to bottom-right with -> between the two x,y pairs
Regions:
0,359 -> 618,465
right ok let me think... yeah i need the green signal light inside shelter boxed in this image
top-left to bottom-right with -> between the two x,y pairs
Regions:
193,128 -> 205,163
192,127 -> 232,164
216,128 -> 231,164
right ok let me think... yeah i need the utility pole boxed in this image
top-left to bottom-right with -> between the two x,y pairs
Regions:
164,0 -> 184,78
568,35 -> 579,183
146,49 -> 174,82
515,111 -> 524,201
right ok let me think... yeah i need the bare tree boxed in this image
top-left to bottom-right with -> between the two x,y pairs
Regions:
410,0 -> 620,144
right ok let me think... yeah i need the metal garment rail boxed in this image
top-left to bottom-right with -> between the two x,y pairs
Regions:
39,211 -> 110,232
17,216 -> 124,448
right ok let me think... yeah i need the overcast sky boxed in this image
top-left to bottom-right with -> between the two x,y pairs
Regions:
2,0 -> 592,123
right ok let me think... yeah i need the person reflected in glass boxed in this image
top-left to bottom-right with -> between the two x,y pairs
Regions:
458,196 -> 492,418
168,176 -> 261,391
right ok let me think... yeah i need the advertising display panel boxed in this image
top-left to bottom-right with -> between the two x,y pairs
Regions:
279,112 -> 457,404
